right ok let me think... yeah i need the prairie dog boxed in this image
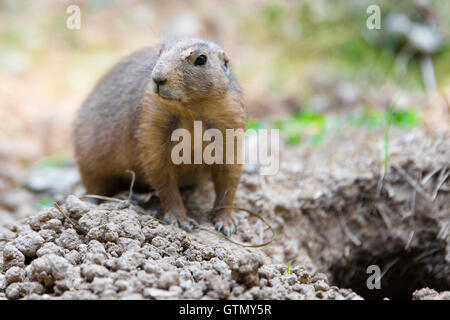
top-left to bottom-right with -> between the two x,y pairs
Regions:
73,38 -> 247,236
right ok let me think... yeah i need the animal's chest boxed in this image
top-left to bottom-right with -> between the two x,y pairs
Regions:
172,115 -> 226,157
168,116 -> 218,186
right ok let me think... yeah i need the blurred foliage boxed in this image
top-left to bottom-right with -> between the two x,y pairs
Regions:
274,110 -> 325,146
354,107 -> 419,128
1,0 -> 449,97
246,119 -> 261,131
0,0 -> 447,162
239,0 -> 450,100
250,106 -> 419,147
35,155 -> 72,169
390,109 -> 419,128
33,198 -> 53,210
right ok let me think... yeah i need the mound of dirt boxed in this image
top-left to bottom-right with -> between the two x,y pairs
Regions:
0,195 -> 359,300
0,128 -> 448,300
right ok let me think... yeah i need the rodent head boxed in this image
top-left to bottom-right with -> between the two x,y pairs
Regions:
151,38 -> 237,104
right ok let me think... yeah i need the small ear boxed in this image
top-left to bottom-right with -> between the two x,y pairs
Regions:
219,51 -> 230,71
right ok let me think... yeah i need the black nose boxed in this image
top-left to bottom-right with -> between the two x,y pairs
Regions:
152,76 -> 167,86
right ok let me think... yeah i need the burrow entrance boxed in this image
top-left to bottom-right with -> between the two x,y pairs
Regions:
330,230 -> 449,299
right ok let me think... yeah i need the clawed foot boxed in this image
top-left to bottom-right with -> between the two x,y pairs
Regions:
163,211 -> 198,232
213,210 -> 236,237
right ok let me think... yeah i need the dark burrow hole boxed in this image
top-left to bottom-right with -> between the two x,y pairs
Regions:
45,285 -> 55,294
24,256 -> 34,265
330,240 -> 449,300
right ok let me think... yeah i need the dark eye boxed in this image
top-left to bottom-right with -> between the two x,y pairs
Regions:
194,55 -> 207,66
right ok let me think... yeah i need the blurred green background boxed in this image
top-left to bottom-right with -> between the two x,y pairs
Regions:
0,0 -> 449,163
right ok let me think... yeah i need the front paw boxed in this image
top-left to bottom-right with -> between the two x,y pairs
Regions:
213,210 -> 236,237
163,211 -> 198,232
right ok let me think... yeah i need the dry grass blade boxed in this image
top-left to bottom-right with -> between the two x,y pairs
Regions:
83,193 -> 167,225
205,205 -> 276,248
421,166 -> 443,186
377,257 -> 400,283
125,170 -> 136,203
81,194 -> 125,202
132,205 -> 168,225
392,164 -> 432,201
54,202 -> 83,234
79,172 -> 275,247
405,230 -> 415,250
337,207 -> 361,247
431,167 -> 449,200
374,203 -> 392,230
413,247 -> 442,264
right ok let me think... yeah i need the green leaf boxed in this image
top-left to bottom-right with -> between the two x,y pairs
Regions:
247,119 -> 261,131
391,109 -> 419,128
35,156 -> 71,169
33,199 -> 53,210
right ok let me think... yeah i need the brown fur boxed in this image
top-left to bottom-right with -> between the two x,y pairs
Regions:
73,38 -> 247,235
